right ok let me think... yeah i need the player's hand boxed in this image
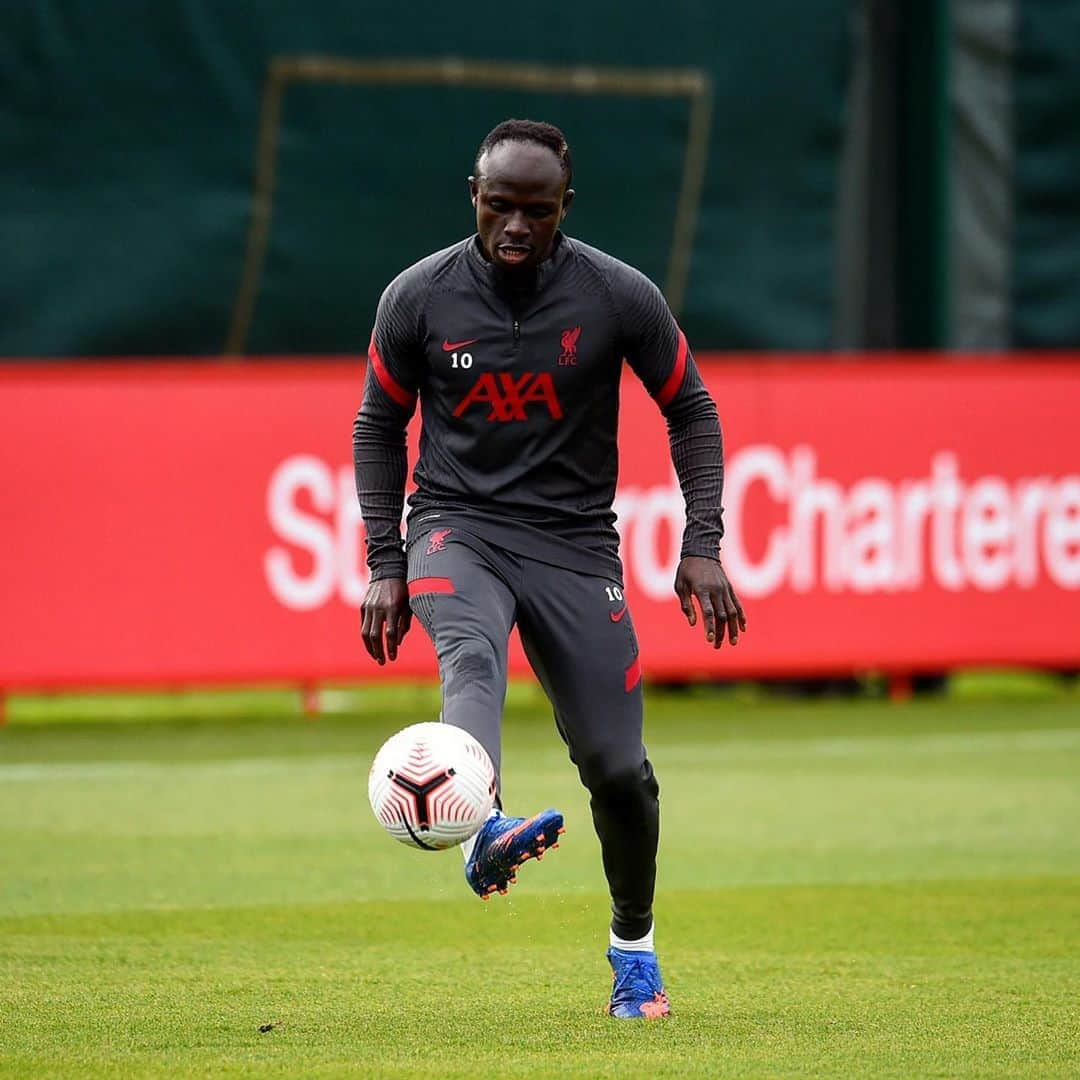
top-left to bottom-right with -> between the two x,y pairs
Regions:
674,556 -> 746,648
360,577 -> 412,665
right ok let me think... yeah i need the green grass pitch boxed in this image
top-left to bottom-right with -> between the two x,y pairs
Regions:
1,683 -> 1078,1077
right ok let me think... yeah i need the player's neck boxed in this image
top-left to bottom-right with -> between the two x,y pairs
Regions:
493,262 -> 538,297
472,232 -> 565,297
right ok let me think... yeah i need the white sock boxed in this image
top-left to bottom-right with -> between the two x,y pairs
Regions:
610,921 -> 655,953
461,808 -> 501,863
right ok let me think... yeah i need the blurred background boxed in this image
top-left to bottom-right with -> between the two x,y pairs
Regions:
1,1 -> 1078,706
2,10 -> 1079,1074
3,0 -> 1078,358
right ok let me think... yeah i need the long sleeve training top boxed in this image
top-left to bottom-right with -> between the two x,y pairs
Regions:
353,232 -> 724,583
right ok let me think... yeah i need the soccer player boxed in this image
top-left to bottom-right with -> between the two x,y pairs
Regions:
353,119 -> 745,1019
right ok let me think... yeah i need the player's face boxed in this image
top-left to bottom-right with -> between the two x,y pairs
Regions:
470,141 -> 574,272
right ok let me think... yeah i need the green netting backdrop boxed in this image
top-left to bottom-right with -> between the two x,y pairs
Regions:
1,1 -> 849,356
1012,4 -> 1080,347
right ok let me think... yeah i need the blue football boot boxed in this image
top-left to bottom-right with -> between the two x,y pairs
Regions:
605,947 -> 671,1019
465,809 -> 565,899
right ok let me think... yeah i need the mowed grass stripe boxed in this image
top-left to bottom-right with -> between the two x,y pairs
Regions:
3,877 -> 1077,954
2,882 -> 1077,1078
2,701 -> 1078,920
2,694 -> 1078,1076
3,724 -> 1080,782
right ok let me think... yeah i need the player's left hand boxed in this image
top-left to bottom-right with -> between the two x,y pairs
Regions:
674,556 -> 746,648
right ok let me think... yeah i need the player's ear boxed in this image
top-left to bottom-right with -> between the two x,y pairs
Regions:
467,176 -> 479,207
560,187 -> 575,219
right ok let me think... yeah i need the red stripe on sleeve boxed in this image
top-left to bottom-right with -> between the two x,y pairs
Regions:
368,336 -> 416,409
409,577 -> 455,596
654,327 -> 688,408
624,657 -> 642,693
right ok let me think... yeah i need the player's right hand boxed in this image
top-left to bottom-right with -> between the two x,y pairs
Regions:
361,577 -> 412,665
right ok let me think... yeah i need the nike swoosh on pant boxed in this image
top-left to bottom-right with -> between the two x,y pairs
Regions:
610,606 -> 628,623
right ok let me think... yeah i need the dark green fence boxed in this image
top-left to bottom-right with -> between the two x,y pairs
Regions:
1,1 -> 850,356
1012,4 -> 1080,347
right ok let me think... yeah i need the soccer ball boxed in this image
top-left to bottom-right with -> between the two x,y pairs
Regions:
368,722 -> 496,850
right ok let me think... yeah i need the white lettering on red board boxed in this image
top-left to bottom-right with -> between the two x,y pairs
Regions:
263,450 -> 1080,610
720,447 -> 1080,597
264,456 -> 370,611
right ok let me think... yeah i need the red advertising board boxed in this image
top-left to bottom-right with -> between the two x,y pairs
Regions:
1,358 -> 1078,690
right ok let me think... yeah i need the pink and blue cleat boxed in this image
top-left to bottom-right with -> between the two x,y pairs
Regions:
605,947 -> 671,1019
465,809 -> 565,898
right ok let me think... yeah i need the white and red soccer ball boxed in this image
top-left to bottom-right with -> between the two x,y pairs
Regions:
368,722 -> 497,850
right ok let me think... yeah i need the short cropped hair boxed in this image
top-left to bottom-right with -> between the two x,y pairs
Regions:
474,119 -> 573,188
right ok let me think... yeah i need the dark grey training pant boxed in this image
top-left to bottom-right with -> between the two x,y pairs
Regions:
407,526 -> 659,940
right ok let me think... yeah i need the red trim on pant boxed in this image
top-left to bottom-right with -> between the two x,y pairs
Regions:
624,656 -> 642,693
409,576 -> 455,596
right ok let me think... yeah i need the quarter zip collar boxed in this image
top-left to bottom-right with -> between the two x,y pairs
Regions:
467,231 -> 571,300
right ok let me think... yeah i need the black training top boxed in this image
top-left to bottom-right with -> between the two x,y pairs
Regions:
353,232 -> 724,583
